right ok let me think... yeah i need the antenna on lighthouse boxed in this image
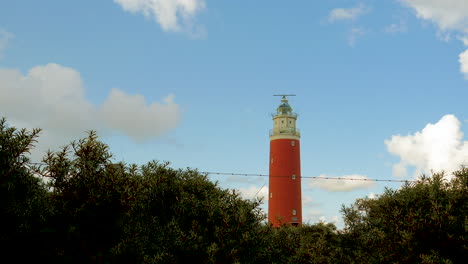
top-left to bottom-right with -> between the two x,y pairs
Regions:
273,94 -> 296,98
274,94 -> 295,104
274,94 -> 296,102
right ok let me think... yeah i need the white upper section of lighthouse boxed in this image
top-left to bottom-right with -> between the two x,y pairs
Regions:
270,95 -> 300,141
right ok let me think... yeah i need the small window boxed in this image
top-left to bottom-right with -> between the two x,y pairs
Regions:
292,174 -> 296,180
281,120 -> 284,124
292,209 -> 297,216
289,120 -> 292,124
291,141 -> 295,146
270,193 -> 273,198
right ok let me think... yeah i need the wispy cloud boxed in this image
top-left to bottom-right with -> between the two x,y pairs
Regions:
385,20 -> 407,33
348,27 -> 366,47
238,184 -> 267,200
328,3 -> 369,23
0,29 -> 13,59
302,209 -> 324,224
308,174 -> 374,192
459,49 -> 468,79
114,0 -> 206,36
460,36 -> 468,79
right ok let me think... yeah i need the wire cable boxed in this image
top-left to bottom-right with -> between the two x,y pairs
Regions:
201,171 -> 415,183
28,162 -> 413,183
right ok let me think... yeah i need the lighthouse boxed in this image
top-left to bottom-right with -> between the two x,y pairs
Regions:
268,95 -> 302,227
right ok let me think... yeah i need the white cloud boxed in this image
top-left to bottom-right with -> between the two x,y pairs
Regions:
459,36 -> 468,46
308,174 -> 375,192
348,27 -> 366,47
459,49 -> 468,79
101,89 -> 180,140
114,0 -> 206,35
301,194 -> 325,224
0,64 -> 95,132
385,114 -> 468,179
0,63 -> 181,160
328,3 -> 369,22
302,209 -> 324,224
392,162 -> 408,177
400,0 -> 468,33
238,184 -> 268,201
318,215 -> 340,224
0,29 -> 13,59
302,194 -> 316,207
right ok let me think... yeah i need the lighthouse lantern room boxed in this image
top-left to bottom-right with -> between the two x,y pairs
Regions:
268,95 -> 302,227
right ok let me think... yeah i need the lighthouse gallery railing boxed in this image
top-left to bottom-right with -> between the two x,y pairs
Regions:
269,128 -> 301,137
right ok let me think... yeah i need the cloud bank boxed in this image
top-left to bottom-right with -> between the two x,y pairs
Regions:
400,0 -> 468,78
114,0 -> 206,35
0,63 -> 181,159
385,114 -> 468,179
308,174 -> 374,192
101,88 -> 180,140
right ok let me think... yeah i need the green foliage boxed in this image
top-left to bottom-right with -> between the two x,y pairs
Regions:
0,118 -> 51,260
2,117 -> 467,263
39,128 -> 267,263
257,222 -> 347,264
341,170 -> 468,263
112,161 -> 266,263
42,131 -> 133,262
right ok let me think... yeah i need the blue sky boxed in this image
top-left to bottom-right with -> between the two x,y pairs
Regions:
1,0 -> 468,227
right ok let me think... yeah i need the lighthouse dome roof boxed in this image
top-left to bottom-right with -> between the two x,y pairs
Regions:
277,102 -> 292,114
279,102 -> 291,108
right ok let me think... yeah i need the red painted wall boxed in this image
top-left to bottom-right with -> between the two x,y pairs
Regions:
268,138 -> 302,227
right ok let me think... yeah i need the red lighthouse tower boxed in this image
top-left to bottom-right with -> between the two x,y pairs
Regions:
268,95 -> 302,227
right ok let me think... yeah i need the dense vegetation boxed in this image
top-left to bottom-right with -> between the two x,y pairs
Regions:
1,118 -> 467,263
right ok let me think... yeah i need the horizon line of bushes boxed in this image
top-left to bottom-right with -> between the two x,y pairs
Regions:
1,117 -> 466,263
